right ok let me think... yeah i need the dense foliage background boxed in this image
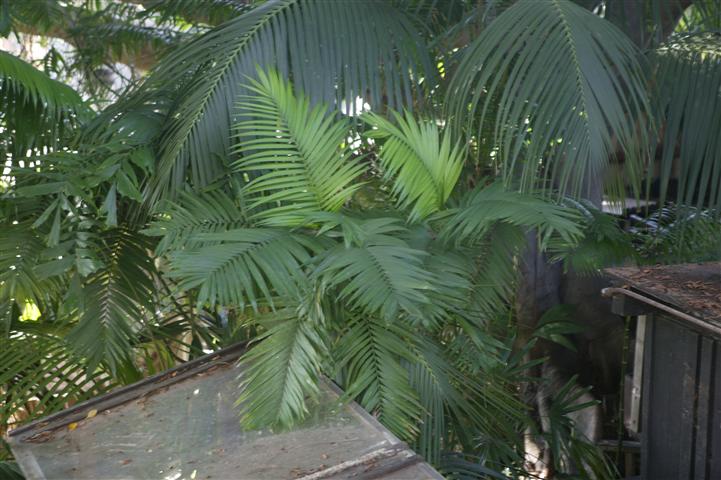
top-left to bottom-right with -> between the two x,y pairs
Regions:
1,1 -> 720,478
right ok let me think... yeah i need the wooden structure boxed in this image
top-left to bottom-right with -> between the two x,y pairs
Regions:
5,343 -> 442,480
605,262 -> 721,479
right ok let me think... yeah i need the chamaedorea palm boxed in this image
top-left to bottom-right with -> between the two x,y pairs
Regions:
150,69 -> 613,475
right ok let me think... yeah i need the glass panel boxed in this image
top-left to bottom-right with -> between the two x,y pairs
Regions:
9,363 -> 421,480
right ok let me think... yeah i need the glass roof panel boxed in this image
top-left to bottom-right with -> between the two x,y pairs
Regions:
7,345 -> 442,480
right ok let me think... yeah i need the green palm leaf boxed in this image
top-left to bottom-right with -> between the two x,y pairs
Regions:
364,110 -> 464,221
652,34 -> 721,210
335,315 -> 422,440
0,50 -> 89,158
0,333 -> 113,427
137,0 -> 431,199
408,331 -> 526,464
0,221 -> 60,308
237,307 -> 326,429
448,0 -> 651,199
67,230 -> 157,373
169,228 -> 326,310
0,50 -> 86,118
145,188 -> 246,255
439,182 -> 582,246
232,69 -> 365,226
312,216 -> 434,321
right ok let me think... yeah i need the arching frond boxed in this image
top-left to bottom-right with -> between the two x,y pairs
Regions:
237,307 -> 326,429
137,0 -> 432,199
0,51 -> 86,118
439,182 -> 582,246
0,51 -> 89,157
652,34 -> 721,210
232,69 -> 365,226
0,221 -> 62,310
0,333 -> 113,427
145,189 -> 246,255
312,216 -> 434,321
409,331 -> 526,465
364,110 -> 464,221
448,0 -> 651,199
334,315 -> 422,440
67,230 -> 157,373
468,223 -> 528,319
169,228 -> 326,310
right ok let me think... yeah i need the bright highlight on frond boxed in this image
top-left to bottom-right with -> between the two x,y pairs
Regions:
364,110 -> 464,222
232,69 -> 365,226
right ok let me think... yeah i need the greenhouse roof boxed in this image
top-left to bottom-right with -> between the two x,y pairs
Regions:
6,344 -> 442,480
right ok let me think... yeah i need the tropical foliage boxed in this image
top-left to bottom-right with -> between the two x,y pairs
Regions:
2,0 -> 720,478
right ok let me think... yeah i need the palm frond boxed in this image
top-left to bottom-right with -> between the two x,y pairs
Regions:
312,215 -> 434,321
553,199 -> 636,274
169,228 -> 326,310
0,50 -> 89,157
407,332 -> 523,464
447,0 -> 651,200
468,223 -> 528,319
652,33 -> 721,210
0,333 -> 113,427
439,182 -> 582,246
0,50 -> 86,118
364,110 -> 464,221
136,0 -> 432,199
145,188 -> 246,255
0,221 -> 61,308
232,69 -> 365,226
334,315 -> 422,440
237,306 -> 326,429
631,204 -> 721,263
67,229 -> 157,373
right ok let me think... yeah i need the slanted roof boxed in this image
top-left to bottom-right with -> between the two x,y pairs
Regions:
606,261 -> 721,325
6,344 -> 442,480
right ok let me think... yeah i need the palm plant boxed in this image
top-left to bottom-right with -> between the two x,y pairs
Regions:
2,0 -> 721,478
146,69 -> 608,474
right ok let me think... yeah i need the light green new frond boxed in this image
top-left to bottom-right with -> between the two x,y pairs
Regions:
237,307 -> 326,429
140,0 -> 431,200
145,189 -> 246,255
169,228 -> 326,310
0,333 -> 113,427
335,315 -> 422,440
313,216 -> 433,321
440,182 -> 582,246
67,230 -> 157,373
232,69 -> 365,226
448,0 -> 651,199
364,110 -> 464,221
